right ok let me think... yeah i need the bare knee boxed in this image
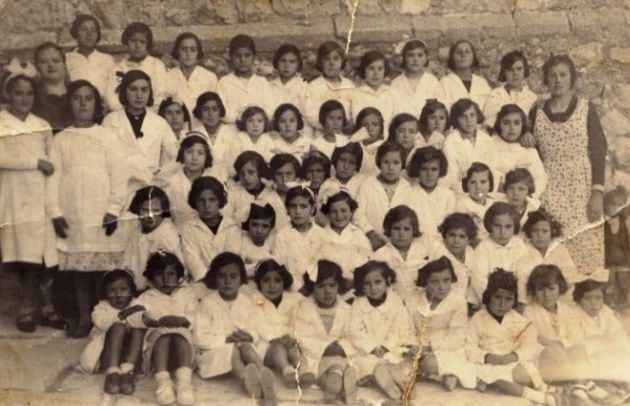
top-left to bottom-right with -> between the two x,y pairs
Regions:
420,353 -> 439,375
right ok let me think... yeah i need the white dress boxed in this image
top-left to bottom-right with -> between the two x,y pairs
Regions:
310,131 -> 348,159
216,73 -> 275,124
442,128 -> 494,191
318,174 -> 366,201
350,128 -> 383,176
410,184 -> 456,236
439,72 -> 491,111
272,223 -> 327,287
350,84 -> 397,129
167,65 -> 218,112
223,183 -> 288,229
320,224 -> 373,280
105,55 -> 170,111
191,123 -> 240,180
439,244 -> 476,302
236,231 -> 276,278
65,49 -> 116,99
272,133 -> 311,162
304,76 -> 354,130
390,72 -> 443,117
523,301 -> 583,348
251,291 -> 304,345
576,305 -> 630,359
483,84 -> 538,129
269,75 -> 309,118
455,194 -> 498,240
235,131 -> 276,163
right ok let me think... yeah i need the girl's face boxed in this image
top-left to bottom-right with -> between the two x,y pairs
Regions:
232,46 -> 254,75
178,37 -> 199,68
216,263 -> 242,300
305,162 -> 326,190
247,217 -> 273,246
490,213 -> 515,246
70,85 -> 97,124
273,163 -> 297,190
546,63 -> 573,97
152,264 -> 179,295
36,48 -> 65,82
404,47 -> 428,74
444,227 -> 469,258
328,199 -> 352,230
419,159 -> 442,190
239,161 -> 262,192
259,270 -> 284,302
457,107 -> 478,135
194,189 -> 220,221
488,288 -> 515,318
389,217 -> 415,251
427,109 -> 448,133
200,100 -> 222,128
126,79 -> 151,111
335,152 -> 358,182
579,289 -> 604,317
245,113 -> 266,138
277,109 -> 299,140
105,277 -> 133,310
313,276 -> 339,308
505,180 -> 529,209
360,113 -> 383,140
529,220 -> 552,252
467,171 -> 490,203
504,60 -> 526,89
277,52 -> 300,81
183,143 -> 207,173
324,108 -> 345,135
7,79 -> 35,116
498,112 -> 523,143
138,197 -> 164,232
363,269 -> 388,301
321,51 -> 343,79
76,19 -> 99,49
365,59 -> 386,88
452,42 -> 474,70
287,195 -> 313,228
379,151 -> 403,183
394,120 -> 418,150
425,269 -> 452,303
163,103 -> 186,133
534,282 -> 560,311
127,32 -> 149,60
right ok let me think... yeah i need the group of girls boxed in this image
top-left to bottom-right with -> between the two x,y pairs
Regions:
0,11 -> 628,406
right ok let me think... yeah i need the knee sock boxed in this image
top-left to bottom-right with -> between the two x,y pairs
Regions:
175,367 -> 192,386
120,363 -> 134,374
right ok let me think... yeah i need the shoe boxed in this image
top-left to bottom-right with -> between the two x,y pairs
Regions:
260,367 -> 277,403
442,375 -> 458,391
156,379 -> 176,405
119,372 -> 135,395
67,324 -> 91,338
16,312 -> 36,333
282,366 -> 298,388
297,368 -> 316,390
104,373 -> 120,395
40,311 -> 66,330
176,383 -> 195,406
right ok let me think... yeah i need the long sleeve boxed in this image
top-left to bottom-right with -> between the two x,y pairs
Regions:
104,136 -> 129,216
429,305 -> 468,352
513,320 -> 540,362
526,148 -> 548,197
347,306 -> 379,354
91,302 -> 119,331
194,297 -> 227,351
587,101 -> 607,187
465,316 -> 487,364
353,180 -> 375,233
181,228 -> 213,282
45,136 -> 64,218
0,136 -> 41,170
160,126 -> 179,167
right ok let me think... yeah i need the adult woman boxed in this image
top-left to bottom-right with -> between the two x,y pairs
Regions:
32,42 -> 72,133
530,55 -> 607,278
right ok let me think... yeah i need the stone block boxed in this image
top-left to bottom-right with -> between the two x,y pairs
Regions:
401,0 -> 431,15
271,0 -> 341,19
611,47 -> 630,64
515,10 -> 570,36
568,8 -> 627,34
334,15 -> 413,43
411,13 -> 516,42
569,42 -> 606,67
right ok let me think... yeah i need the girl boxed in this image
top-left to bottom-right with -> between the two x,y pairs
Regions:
312,100 -> 350,159
355,141 -> 419,250
514,209 -> 580,305
391,39 -> 443,117
167,32 -> 217,113
65,14 -> 115,99
237,201 -> 277,279
439,40 -> 491,110
302,150 -> 331,196
269,153 -> 302,201
128,252 -> 197,406
374,205 -> 442,300
180,176 -> 240,283
251,259 -> 314,389
488,104 -> 548,197
271,104 -> 311,160
48,80 -> 128,338
217,34 -> 274,123
472,202 -> 527,307
438,213 -> 478,302
466,269 -> 555,405
319,142 -> 366,199
604,186 -> 630,312
272,185 -> 327,289
351,107 -> 385,176
293,260 -> 357,404
347,260 -> 415,400
269,44 -> 308,120
32,42 -> 72,133
304,41 -> 354,130
350,50 -> 396,129
406,257 -> 477,391
407,146 -> 456,235
123,186 -> 183,289
418,99 -> 448,149
158,97 -> 191,140
106,22 -> 169,111
483,51 -> 538,130
387,113 -> 420,161
455,162 -> 496,240
79,270 -> 144,396
0,73 -> 58,332
503,169 -> 541,231
235,105 -> 275,162
195,253 -> 276,403
442,98 -> 494,190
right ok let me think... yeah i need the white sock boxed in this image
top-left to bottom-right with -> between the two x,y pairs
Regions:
120,363 -> 134,374
522,387 -> 553,405
155,371 -> 171,384
175,367 -> 192,386
106,366 -> 120,375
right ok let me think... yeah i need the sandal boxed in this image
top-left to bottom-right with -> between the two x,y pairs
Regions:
16,307 -> 36,333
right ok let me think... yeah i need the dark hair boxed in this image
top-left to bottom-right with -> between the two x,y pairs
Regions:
503,168 -> 535,196
526,264 -> 568,298
302,259 -> 347,296
483,202 -> 520,234
353,260 -> 396,296
129,186 -> 171,217
272,103 -> 304,132
34,42 -> 66,65
302,151 -> 332,180
254,259 -> 293,291
241,202 -> 276,230
416,256 -> 457,287
233,151 -> 270,182
419,99 -> 449,136
229,34 -> 256,56
204,251 -> 248,289
388,113 -> 418,142
449,98 -> 484,130
66,80 -> 104,124
573,279 -> 606,303
439,212 -> 478,241
171,32 -> 204,61
447,40 -> 480,71
522,208 -> 562,239
318,99 -> 347,128
353,107 -> 384,134
177,134 -> 212,168
237,106 -> 271,133
357,50 -> 390,79
284,185 -> 316,211
270,153 -> 302,179
376,141 -> 406,170
193,92 -> 226,119
273,44 -> 302,71
482,268 -> 518,308
143,251 -> 185,280
542,54 -> 577,87
70,14 -> 102,43
122,22 -> 153,49
5,74 -> 37,96
118,70 -> 154,107
401,39 -> 429,69
315,41 -> 346,72
494,104 -> 528,140
331,141 -> 363,172
383,205 -> 421,238
187,176 -> 228,209
407,146 -> 448,178
462,162 -> 494,193
97,269 -> 136,301
498,50 -> 530,82
320,190 -> 358,215
159,96 -> 192,124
